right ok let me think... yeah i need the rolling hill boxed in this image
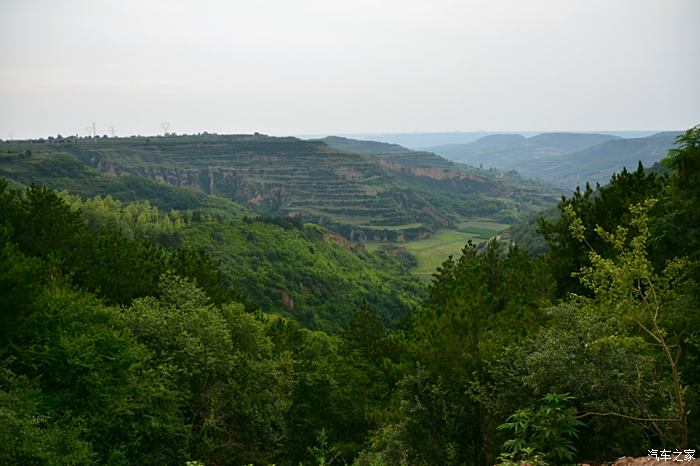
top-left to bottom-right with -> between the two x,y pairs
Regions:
428,131 -> 680,189
549,132 -> 680,188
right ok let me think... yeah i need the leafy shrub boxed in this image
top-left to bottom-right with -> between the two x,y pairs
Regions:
496,393 -> 583,465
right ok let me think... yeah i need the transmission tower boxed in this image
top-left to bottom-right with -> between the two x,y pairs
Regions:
110,126 -> 116,137
161,122 -> 170,136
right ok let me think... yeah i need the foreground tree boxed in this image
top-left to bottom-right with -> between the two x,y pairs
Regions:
123,273 -> 294,465
538,163 -> 666,296
358,241 -> 555,465
567,199 -> 694,448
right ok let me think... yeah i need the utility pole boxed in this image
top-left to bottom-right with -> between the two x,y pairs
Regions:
92,122 -> 96,137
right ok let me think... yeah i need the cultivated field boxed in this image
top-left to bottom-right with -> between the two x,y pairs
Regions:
367,219 -> 510,279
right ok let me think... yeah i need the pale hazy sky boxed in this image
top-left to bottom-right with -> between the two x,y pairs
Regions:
1,0 -> 698,139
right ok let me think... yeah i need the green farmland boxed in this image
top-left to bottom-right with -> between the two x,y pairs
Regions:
368,219 -> 510,279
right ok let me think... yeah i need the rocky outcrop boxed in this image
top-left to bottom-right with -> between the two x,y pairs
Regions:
271,288 -> 294,309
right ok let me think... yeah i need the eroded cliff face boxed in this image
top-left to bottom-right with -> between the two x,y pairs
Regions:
271,288 -> 294,309
379,159 -> 488,183
90,156 -> 203,191
84,153 -> 284,210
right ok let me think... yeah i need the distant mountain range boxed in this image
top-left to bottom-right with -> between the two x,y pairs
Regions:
299,131 -> 662,150
426,132 -> 681,189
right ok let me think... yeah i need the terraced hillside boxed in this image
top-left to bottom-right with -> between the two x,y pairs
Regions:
1,133 -> 560,240
319,136 -> 562,275
320,136 -> 455,169
320,136 -> 562,226
81,135 -> 453,236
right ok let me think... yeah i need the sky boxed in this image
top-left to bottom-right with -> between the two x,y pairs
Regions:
1,0 -> 699,139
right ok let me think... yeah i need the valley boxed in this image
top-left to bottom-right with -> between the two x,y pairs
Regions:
2,127 -> 697,465
366,219 -> 509,279
2,1 -> 697,463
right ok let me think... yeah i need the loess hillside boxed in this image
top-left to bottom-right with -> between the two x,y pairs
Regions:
320,136 -> 562,233
0,133 -> 560,240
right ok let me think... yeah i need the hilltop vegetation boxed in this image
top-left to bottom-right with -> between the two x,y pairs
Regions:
0,143 -> 253,219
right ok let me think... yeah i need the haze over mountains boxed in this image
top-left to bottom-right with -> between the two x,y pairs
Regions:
299,131 -> 661,150
424,131 -> 681,189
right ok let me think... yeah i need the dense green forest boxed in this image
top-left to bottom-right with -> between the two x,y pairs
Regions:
1,126 -> 699,465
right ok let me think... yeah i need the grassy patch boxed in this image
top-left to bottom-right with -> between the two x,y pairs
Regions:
368,219 -> 510,280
